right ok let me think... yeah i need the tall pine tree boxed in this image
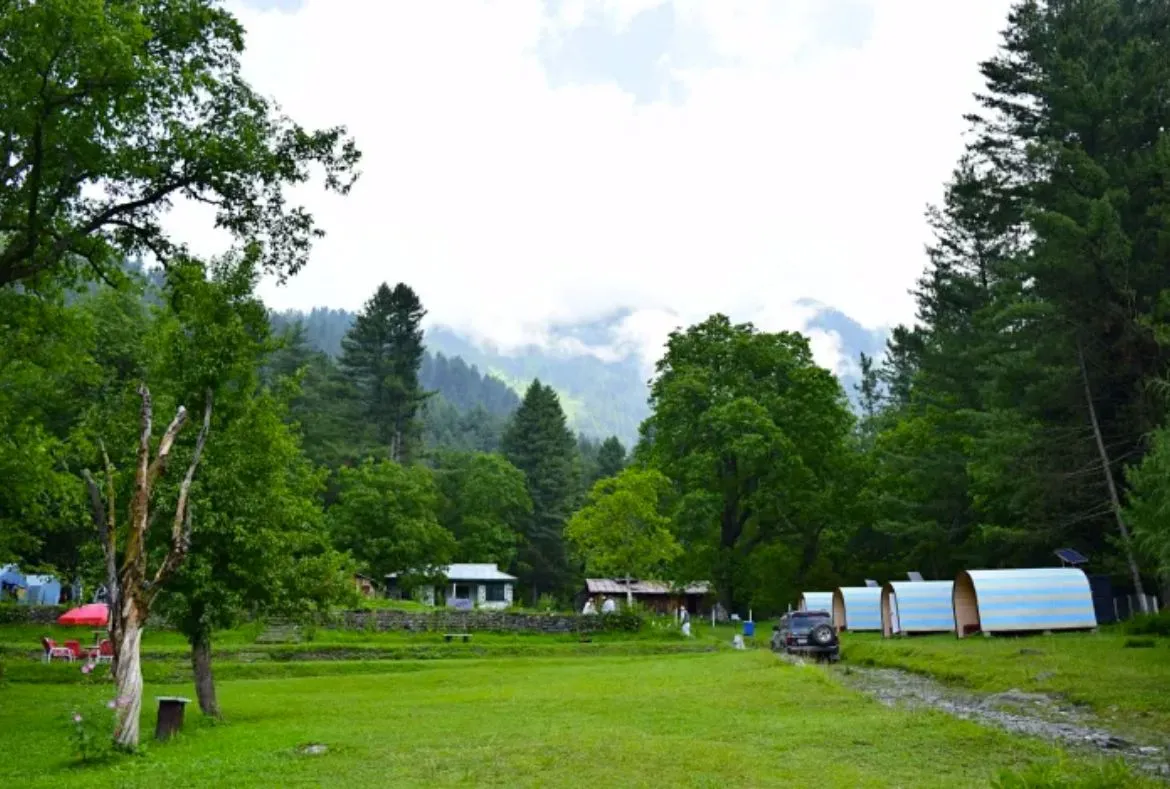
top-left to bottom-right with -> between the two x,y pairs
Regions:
501,380 -> 578,601
595,436 -> 627,481
340,283 -> 428,463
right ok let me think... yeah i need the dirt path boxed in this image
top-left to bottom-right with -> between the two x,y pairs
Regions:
777,653 -> 1170,778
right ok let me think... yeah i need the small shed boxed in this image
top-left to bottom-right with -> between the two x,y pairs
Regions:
953,568 -> 1097,638
881,580 -> 954,636
582,579 -> 712,615
832,586 -> 882,632
353,574 -> 377,599
797,591 -> 833,613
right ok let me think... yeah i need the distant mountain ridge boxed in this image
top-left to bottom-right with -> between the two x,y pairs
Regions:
270,305 -> 889,445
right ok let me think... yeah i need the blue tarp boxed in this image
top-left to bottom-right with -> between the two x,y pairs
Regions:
0,565 -> 61,604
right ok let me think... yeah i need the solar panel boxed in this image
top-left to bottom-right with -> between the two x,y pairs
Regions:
1054,547 -> 1089,566
906,571 -> 925,582
864,579 -> 879,588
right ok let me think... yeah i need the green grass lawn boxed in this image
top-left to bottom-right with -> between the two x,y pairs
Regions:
842,630 -> 1170,740
0,651 -> 1133,788
0,621 -> 754,675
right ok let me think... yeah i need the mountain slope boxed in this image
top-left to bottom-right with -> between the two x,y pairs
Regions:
270,305 -> 889,445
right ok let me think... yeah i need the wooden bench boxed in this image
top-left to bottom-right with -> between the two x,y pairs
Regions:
443,633 -> 471,643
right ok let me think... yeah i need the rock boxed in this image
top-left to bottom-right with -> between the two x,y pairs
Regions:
1034,671 -> 1056,682
987,689 -> 1051,707
1095,735 -> 1131,750
1138,746 -> 1162,755
298,743 -> 328,756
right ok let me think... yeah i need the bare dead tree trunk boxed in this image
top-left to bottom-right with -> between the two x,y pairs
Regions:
1078,340 -> 1148,612
82,385 -> 213,750
113,601 -> 145,747
191,630 -> 220,718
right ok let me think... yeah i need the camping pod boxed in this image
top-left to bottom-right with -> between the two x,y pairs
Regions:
832,586 -> 882,632
953,568 -> 1097,638
881,581 -> 954,637
797,592 -> 833,613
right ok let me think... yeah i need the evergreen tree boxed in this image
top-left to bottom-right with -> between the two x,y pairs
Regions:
595,436 -> 627,481
501,380 -> 579,600
340,283 -> 429,463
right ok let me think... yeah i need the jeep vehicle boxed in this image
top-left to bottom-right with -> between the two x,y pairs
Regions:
770,610 -> 840,661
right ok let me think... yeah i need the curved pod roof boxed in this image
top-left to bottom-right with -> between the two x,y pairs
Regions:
798,592 -> 833,613
832,587 -> 882,632
954,568 -> 1097,638
881,581 -> 954,637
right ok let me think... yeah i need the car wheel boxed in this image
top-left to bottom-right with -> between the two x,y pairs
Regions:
808,623 -> 836,648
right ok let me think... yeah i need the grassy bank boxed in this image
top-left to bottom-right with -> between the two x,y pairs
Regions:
842,631 -> 1170,740
0,650 -> 1140,788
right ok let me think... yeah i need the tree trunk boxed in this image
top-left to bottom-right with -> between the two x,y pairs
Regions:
1078,339 -> 1148,611
191,632 -> 220,718
625,573 -> 633,607
113,608 -> 144,750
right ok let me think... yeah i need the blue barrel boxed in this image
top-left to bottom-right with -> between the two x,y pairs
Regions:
743,621 -> 755,637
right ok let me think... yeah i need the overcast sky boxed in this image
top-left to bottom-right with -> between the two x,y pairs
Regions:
169,0 -> 1015,373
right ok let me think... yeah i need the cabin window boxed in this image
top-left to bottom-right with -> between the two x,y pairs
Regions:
485,584 -> 507,602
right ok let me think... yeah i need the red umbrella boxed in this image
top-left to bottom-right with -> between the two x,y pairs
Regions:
57,603 -> 109,626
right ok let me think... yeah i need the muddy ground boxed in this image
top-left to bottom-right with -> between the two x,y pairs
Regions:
777,652 -> 1170,778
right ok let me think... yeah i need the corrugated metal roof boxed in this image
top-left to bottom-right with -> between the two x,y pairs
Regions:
882,580 -> 955,635
384,563 -> 517,582
833,586 -> 883,631
798,591 -> 833,612
585,578 -> 711,595
956,568 -> 1096,636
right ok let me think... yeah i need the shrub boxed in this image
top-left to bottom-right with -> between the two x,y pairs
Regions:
599,608 -> 644,633
1122,609 -> 1170,637
534,594 -> 560,613
1122,637 -> 1157,649
0,603 -> 67,624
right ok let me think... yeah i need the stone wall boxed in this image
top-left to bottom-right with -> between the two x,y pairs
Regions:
330,608 -> 641,634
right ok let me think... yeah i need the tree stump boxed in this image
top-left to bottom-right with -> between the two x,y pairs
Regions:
155,696 -> 191,741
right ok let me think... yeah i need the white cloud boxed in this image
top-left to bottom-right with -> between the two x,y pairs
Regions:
165,0 -> 1015,374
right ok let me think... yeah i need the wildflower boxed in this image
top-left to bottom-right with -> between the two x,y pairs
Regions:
106,699 -> 117,709
72,713 -> 82,723
80,663 -> 92,675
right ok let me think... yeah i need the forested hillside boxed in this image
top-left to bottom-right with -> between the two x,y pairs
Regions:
271,306 -> 649,442
2,0 -> 1169,645
271,303 -> 889,445
270,308 -> 521,453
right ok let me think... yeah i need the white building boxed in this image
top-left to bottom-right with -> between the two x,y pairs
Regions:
385,563 -> 517,610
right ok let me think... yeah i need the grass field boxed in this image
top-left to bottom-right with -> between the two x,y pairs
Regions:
1,621 -> 1165,787
842,630 -> 1170,740
0,650 -> 1134,788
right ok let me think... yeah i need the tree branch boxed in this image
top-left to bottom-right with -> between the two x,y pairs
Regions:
146,402 -> 189,489
149,390 -> 212,595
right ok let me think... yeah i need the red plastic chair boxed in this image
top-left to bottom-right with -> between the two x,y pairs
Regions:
94,639 -> 114,664
42,637 -> 73,663
64,640 -> 82,659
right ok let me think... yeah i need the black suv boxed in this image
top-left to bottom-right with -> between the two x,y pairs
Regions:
771,610 -> 840,662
